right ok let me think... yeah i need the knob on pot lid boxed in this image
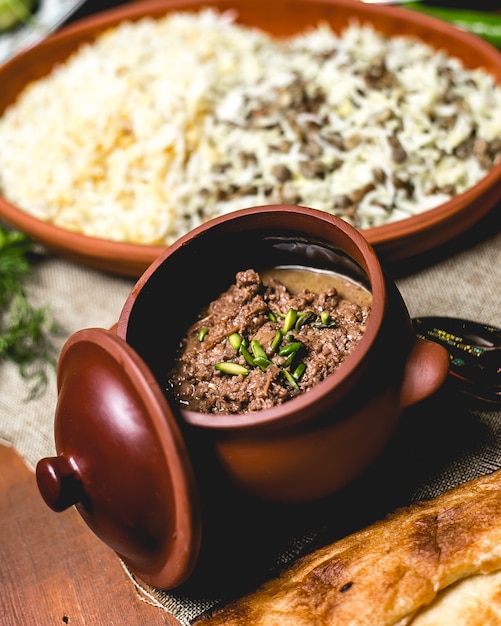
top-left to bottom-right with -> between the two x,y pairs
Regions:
36,328 -> 201,590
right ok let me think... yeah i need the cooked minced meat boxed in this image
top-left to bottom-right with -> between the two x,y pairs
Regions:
167,269 -> 370,414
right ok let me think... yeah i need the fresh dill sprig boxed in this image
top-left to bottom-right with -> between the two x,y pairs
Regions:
0,224 -> 59,398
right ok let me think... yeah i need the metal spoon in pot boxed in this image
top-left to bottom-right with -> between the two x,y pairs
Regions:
412,316 -> 501,404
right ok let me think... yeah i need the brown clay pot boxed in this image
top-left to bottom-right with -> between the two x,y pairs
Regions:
36,205 -> 449,590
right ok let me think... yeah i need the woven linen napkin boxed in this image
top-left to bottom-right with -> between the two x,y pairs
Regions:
1,218 -> 500,625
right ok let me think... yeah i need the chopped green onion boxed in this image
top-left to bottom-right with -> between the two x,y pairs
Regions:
293,363 -> 306,381
282,368 -> 299,389
270,330 -> 282,352
240,343 -> 256,367
228,332 -> 241,350
251,340 -> 271,371
314,312 -> 337,328
250,339 -> 267,360
215,362 -> 249,376
278,341 -> 303,357
295,310 -> 316,330
207,303 -> 316,388
282,308 -> 298,334
198,328 -> 208,342
283,352 -> 297,367
254,355 -> 271,372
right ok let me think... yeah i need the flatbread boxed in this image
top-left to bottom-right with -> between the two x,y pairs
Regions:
195,468 -> 501,625
409,569 -> 501,625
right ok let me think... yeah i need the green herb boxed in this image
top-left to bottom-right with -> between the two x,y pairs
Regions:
250,339 -> 267,360
0,225 -> 58,397
198,327 -> 209,342
0,0 -> 37,33
295,310 -> 316,331
282,308 -> 298,334
405,3 -> 501,49
215,362 -> 249,376
278,341 -> 303,357
239,343 -> 256,367
228,332 -> 241,350
292,363 -> 306,382
268,311 -> 277,323
270,330 -> 282,352
211,303 -> 336,392
253,355 -> 272,372
282,368 -> 299,390
250,340 -> 271,371
314,311 -> 337,328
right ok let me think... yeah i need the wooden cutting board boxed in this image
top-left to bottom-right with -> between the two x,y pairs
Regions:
0,444 -> 178,625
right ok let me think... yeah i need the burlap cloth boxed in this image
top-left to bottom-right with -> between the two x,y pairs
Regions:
1,211 -> 500,625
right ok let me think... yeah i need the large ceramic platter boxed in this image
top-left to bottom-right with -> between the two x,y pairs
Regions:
1,0 -> 501,277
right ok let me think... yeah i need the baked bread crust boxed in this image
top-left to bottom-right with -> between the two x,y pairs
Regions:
195,469 -> 501,625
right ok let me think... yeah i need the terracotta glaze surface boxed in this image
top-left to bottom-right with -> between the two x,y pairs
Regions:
118,206 -> 450,501
36,328 -> 201,590
36,206 -> 450,589
1,0 -> 501,276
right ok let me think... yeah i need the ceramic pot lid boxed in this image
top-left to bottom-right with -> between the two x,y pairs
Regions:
36,328 -> 201,590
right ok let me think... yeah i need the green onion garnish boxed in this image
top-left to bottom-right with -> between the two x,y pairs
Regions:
215,362 -> 249,376
250,339 -> 267,360
270,330 -> 282,352
278,341 -> 302,357
282,308 -> 298,334
228,332 -> 241,350
295,310 -> 316,330
240,343 -> 256,367
198,328 -> 208,342
293,363 -> 306,381
254,355 -> 271,372
282,368 -> 299,389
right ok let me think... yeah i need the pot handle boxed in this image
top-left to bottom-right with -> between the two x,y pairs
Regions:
400,337 -> 450,407
37,455 -> 83,512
